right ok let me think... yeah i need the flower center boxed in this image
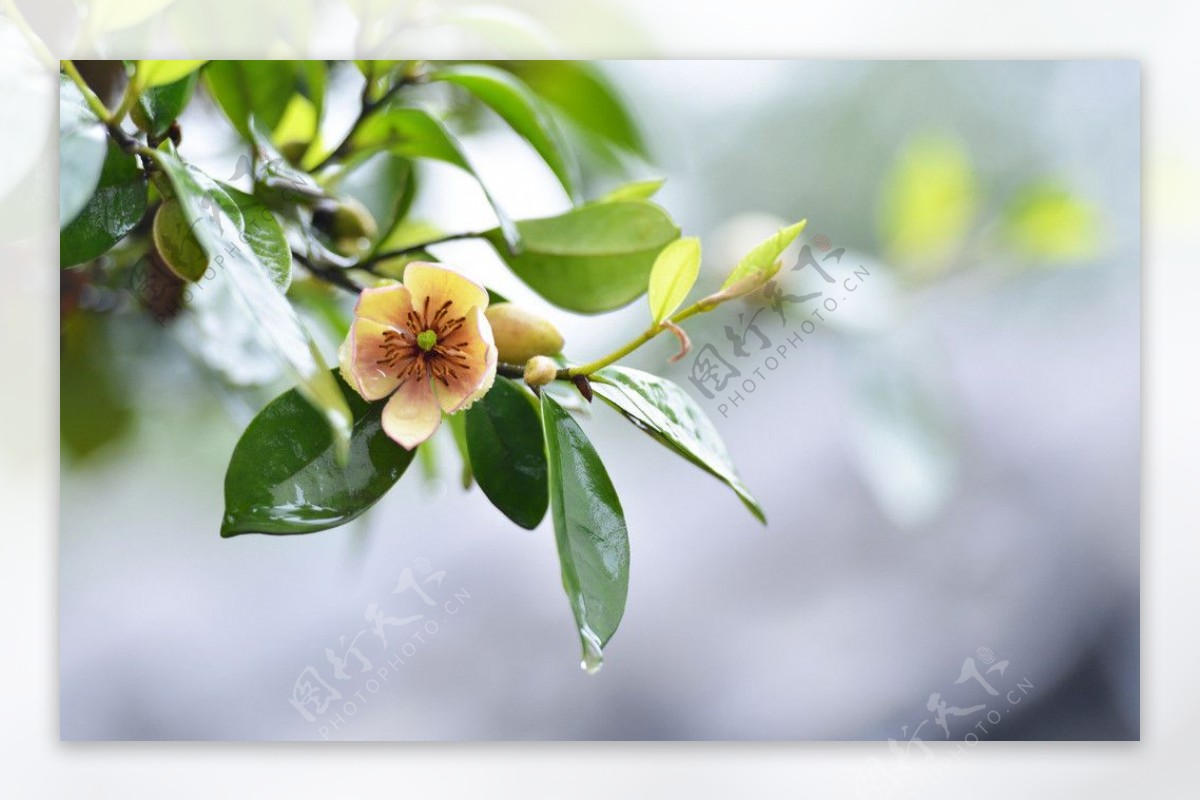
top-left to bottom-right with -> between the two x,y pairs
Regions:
416,329 -> 438,352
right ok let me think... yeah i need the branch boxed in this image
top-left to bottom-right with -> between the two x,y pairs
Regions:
358,231 -> 487,270
293,251 -> 368,293
310,71 -> 423,172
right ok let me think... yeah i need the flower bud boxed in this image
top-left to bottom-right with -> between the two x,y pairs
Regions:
485,303 -> 565,364
523,355 -> 559,388
313,197 -> 377,253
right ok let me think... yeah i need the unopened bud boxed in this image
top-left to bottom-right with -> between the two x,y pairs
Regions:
485,303 -> 565,364
523,356 -> 558,388
313,197 -> 378,244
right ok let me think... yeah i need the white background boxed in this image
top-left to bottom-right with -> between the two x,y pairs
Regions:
2,0 -> 1196,796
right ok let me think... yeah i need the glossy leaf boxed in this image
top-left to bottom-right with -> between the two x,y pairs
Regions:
352,107 -> 519,248
153,182 -> 290,288
465,377 -> 548,529
61,140 -> 147,267
598,178 -> 665,203
132,69 -> 199,137
504,61 -> 646,156
204,60 -> 298,139
647,236 -> 701,324
146,147 -> 353,458
482,200 -> 680,314
431,64 -> 579,201
136,59 -> 205,90
701,219 -> 807,306
59,74 -> 107,227
592,365 -> 765,523
222,371 -> 415,536
541,392 -> 629,672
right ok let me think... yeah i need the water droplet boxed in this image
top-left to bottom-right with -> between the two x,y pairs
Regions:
579,625 -> 604,674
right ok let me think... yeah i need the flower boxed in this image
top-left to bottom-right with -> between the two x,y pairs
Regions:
338,262 -> 497,449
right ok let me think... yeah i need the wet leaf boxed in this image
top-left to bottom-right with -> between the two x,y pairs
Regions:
132,68 -> 198,137
146,147 -> 352,459
541,393 -> 629,672
61,140 -> 147,266
59,74 -> 108,227
592,365 -> 764,523
222,371 -> 415,536
153,182 -> 290,288
465,377 -> 548,529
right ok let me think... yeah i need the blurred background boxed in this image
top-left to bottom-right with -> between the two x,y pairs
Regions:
57,59 -> 1138,741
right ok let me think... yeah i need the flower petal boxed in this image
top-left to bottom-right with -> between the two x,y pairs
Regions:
403,262 -> 489,323
345,318 -> 409,401
381,376 -> 441,449
432,306 -> 498,413
354,283 -> 415,330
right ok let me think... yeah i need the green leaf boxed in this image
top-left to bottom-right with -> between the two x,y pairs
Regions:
647,236 -> 701,324
203,60 -> 298,139
145,147 -> 353,459
59,74 -> 108,227
61,140 -> 147,267
503,61 -> 647,157
878,134 -> 978,278
701,219 -> 807,306
592,365 -> 764,524
222,371 -> 415,536
431,64 -> 579,201
597,177 -> 665,203
540,392 -> 629,672
135,60 -> 206,90
482,200 -> 681,314
153,182 -> 290,288
221,185 -> 293,288
132,69 -> 199,137
352,107 -> 519,249
1000,182 -> 1100,263
465,377 -> 548,529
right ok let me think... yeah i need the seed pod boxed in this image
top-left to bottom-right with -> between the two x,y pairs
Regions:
485,303 -> 565,364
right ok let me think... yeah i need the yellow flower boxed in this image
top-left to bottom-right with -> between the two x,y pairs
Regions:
339,262 -> 497,449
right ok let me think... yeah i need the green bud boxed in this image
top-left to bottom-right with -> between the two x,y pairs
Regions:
485,303 -> 565,364
523,355 -> 558,388
313,197 -> 378,243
